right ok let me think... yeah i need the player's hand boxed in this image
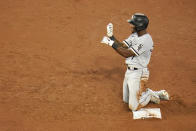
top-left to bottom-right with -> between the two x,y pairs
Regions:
100,36 -> 114,46
107,23 -> 113,37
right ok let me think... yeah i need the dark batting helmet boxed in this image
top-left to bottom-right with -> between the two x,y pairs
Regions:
127,13 -> 149,32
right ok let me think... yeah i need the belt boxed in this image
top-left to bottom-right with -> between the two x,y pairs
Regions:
127,67 -> 138,70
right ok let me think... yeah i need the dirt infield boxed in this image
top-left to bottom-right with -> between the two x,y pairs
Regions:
0,0 -> 195,130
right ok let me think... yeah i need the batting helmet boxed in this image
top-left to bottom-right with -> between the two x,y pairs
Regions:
127,13 -> 149,32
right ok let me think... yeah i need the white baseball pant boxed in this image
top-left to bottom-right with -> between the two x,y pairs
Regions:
123,68 -> 152,111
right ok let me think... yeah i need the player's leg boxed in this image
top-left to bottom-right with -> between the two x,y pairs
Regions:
126,70 -> 142,111
138,78 -> 160,107
139,90 -> 152,107
126,70 -> 161,111
139,88 -> 160,107
123,76 -> 129,103
139,78 -> 148,97
138,69 -> 160,107
141,67 -> 169,100
138,78 -> 152,107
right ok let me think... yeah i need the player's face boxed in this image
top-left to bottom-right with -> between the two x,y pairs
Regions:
130,24 -> 136,33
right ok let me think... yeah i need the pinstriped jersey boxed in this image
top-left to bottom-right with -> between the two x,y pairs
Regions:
123,33 -> 153,68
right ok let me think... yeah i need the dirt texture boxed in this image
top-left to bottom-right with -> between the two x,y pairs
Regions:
0,0 -> 196,130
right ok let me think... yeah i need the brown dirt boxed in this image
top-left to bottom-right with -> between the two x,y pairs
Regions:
0,0 -> 196,130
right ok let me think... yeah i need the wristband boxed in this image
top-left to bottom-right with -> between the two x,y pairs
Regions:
109,36 -> 115,40
112,42 -> 118,49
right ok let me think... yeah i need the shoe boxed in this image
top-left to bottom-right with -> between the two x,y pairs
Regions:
155,90 -> 169,100
150,95 -> 160,104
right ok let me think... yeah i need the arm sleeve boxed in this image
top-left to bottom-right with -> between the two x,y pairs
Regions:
123,40 -> 131,47
123,35 -> 134,47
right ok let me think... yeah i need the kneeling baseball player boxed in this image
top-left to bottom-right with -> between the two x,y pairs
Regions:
101,13 -> 169,111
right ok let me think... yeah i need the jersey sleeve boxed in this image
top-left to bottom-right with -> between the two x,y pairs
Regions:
123,39 -> 131,47
122,34 -> 135,47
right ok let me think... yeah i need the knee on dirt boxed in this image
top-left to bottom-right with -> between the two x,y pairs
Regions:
129,104 -> 138,111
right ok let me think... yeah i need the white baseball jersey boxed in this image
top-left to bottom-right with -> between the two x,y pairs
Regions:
123,33 -> 154,68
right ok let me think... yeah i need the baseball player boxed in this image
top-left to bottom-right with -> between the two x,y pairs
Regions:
101,13 -> 169,111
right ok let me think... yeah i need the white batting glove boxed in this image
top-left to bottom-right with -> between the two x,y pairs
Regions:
107,23 -> 113,37
100,36 -> 114,46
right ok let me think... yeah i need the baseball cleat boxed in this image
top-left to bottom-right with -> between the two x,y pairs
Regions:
155,90 -> 169,100
150,95 -> 160,104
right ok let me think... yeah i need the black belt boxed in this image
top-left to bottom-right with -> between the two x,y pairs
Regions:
128,67 -> 138,70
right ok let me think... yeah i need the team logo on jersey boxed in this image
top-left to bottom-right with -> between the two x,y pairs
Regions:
137,44 -> 143,51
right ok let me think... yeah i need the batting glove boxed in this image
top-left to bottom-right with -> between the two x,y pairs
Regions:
107,23 -> 113,37
100,36 -> 114,46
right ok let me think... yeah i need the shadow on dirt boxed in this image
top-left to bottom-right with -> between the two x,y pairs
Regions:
65,67 -> 124,81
